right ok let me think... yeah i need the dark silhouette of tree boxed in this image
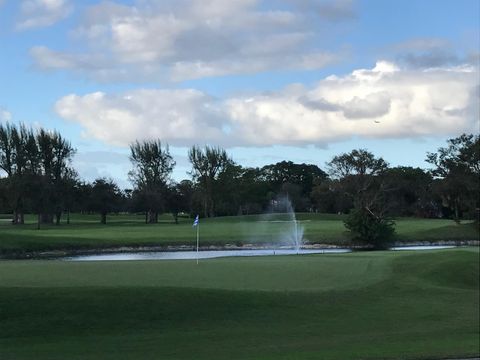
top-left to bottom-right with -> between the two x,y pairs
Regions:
426,133 -> 479,221
89,178 -> 122,224
129,140 -> 175,223
328,149 -> 394,248
167,180 -> 195,224
36,128 -> 77,225
0,123 -> 38,224
188,145 -> 233,217
261,161 -> 328,211
327,149 -> 389,212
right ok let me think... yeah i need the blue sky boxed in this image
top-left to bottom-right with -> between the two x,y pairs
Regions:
0,0 -> 478,188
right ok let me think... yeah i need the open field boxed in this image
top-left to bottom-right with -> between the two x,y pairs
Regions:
0,213 -> 478,255
0,248 -> 478,359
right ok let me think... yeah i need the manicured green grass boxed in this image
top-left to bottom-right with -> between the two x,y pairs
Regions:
0,213 -> 478,255
0,248 -> 478,359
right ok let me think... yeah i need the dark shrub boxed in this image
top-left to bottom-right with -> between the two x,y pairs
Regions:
344,208 -> 395,249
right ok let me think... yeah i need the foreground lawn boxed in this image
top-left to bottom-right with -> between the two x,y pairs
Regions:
0,213 -> 478,255
0,248 -> 478,359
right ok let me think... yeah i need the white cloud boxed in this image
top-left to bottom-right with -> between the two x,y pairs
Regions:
16,0 -> 72,30
55,89 -> 228,147
0,108 -> 12,122
31,0 -> 349,81
55,61 -> 479,147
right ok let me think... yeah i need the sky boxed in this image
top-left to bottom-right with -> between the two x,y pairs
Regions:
0,0 -> 478,188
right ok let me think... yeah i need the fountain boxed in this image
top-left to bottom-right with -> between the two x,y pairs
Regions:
266,195 -> 304,252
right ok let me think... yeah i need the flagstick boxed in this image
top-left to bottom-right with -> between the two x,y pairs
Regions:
196,223 -> 199,265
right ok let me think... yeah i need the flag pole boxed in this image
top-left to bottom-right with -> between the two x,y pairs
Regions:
196,222 -> 199,265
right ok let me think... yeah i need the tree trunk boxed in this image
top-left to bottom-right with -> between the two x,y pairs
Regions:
210,202 -> 215,218
55,211 -> 62,225
204,199 -> 208,218
19,212 -> 24,224
453,199 -> 460,223
37,213 -> 41,230
145,211 -> 148,224
173,213 -> 178,224
67,210 -> 70,225
12,210 -> 18,225
147,210 -> 157,223
41,213 -> 54,224
101,212 -> 107,224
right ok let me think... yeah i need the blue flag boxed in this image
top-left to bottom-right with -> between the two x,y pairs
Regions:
192,215 -> 199,227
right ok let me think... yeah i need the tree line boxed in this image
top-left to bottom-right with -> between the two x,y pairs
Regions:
0,123 -> 478,228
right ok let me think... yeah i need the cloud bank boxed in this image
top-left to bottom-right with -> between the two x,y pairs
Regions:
31,0 -> 349,81
55,61 -> 479,148
16,0 -> 72,30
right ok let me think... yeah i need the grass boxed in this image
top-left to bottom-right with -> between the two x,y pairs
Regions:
0,213 -> 478,255
0,248 -> 478,359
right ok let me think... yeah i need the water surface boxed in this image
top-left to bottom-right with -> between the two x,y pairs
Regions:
67,249 -> 351,261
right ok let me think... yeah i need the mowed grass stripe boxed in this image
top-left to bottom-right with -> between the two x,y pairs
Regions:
0,253 -> 392,291
0,213 -> 478,254
0,249 -> 478,359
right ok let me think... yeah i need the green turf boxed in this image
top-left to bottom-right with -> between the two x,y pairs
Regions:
0,213 -> 478,255
0,248 -> 478,359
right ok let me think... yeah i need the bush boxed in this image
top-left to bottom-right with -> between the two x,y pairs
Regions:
344,208 -> 395,249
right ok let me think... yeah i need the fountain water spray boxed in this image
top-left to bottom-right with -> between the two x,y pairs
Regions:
244,195 -> 304,252
272,195 -> 304,252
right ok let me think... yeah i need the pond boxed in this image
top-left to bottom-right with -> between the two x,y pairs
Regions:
65,245 -> 456,261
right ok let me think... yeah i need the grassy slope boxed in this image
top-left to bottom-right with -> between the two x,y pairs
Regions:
0,213 -> 478,254
0,248 -> 478,359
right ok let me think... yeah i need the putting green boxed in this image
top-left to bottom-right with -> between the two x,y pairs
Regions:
0,248 -> 478,360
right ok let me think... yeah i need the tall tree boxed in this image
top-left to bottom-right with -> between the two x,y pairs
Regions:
328,149 -> 394,248
0,123 -> 39,224
188,145 -> 233,217
36,128 -> 77,225
236,167 -> 271,215
89,178 -> 122,224
166,180 -> 195,224
261,161 -> 327,211
382,167 -> 434,217
426,133 -> 479,221
327,149 -> 389,212
129,140 -> 175,223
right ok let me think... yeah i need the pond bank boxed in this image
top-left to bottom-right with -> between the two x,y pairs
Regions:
1,240 -> 478,260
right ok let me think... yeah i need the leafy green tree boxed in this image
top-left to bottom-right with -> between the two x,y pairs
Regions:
382,167 -> 434,217
167,180 -> 194,223
36,128 -> 77,225
328,149 -> 394,248
188,145 -> 233,217
89,178 -> 122,224
129,140 -> 175,223
426,133 -> 479,221
261,161 -> 327,211
311,179 -> 353,214
237,167 -> 271,215
327,149 -> 389,211
344,208 -> 395,249
0,123 -> 42,224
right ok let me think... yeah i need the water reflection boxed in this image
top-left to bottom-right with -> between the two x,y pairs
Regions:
390,245 -> 455,251
66,249 -> 351,261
